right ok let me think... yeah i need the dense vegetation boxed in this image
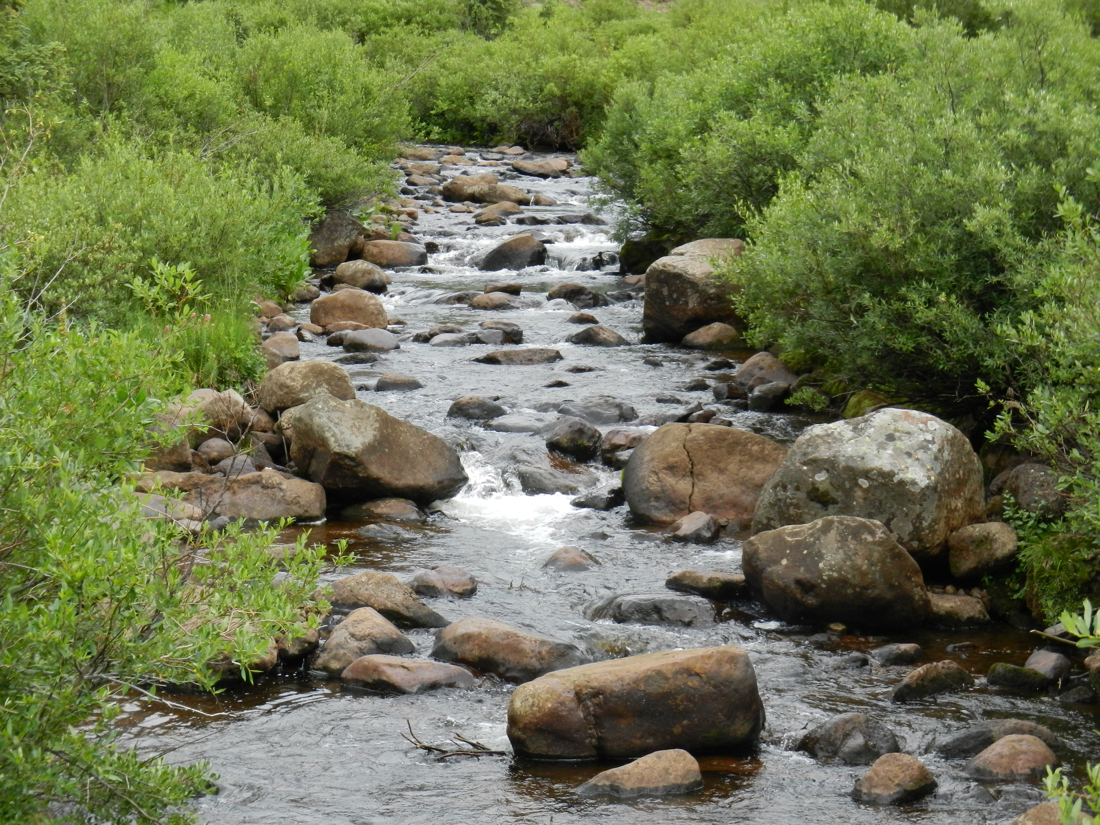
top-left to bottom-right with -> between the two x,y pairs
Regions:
1,0 -> 1099,820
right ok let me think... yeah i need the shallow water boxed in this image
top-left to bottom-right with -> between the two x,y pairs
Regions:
126,148 -> 1099,824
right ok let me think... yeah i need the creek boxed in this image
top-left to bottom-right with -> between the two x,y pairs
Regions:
125,148 -> 1097,825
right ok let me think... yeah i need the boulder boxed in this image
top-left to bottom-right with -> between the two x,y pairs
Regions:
987,663 -> 1051,691
871,643 -> 923,666
469,292 -> 519,310
342,328 -> 399,352
313,607 -> 414,675
965,735 -> 1059,781
752,409 -> 985,561
447,396 -> 507,420
341,655 -> 475,694
571,487 -> 625,511
890,660 -> 974,702
512,158 -> 569,178
411,565 -> 477,598
743,516 -> 930,630
576,749 -> 703,799
948,522 -> 1019,579
285,395 -> 467,505
333,260 -> 391,293
929,592 -> 990,627
473,201 -> 523,223
440,172 -> 499,200
665,570 -> 747,601
179,468 -> 325,523
1025,650 -> 1072,683
374,374 -> 422,392
547,283 -> 609,309
566,324 -> 628,347
340,497 -> 424,522
681,322 -> 743,350
544,546 -> 599,571
478,234 -> 546,271
197,437 -> 235,464
265,313 -> 297,332
358,240 -> 428,268
798,712 -> 901,765
473,348 -> 562,365
329,570 -> 449,628
851,753 -> 937,805
568,312 -> 599,324
1012,802 -> 1073,825
641,254 -> 741,343
936,719 -> 1060,759
732,352 -> 798,392
559,397 -> 636,425
507,646 -> 764,759
309,210 -> 366,267
623,423 -> 786,528
168,388 -> 253,445
669,511 -> 720,543
668,238 -> 745,261
542,416 -> 601,462
515,465 -> 593,495
257,361 -> 355,415
310,289 -> 388,330
480,320 -> 524,343
586,594 -> 715,627
991,463 -> 1066,518
430,617 -> 585,683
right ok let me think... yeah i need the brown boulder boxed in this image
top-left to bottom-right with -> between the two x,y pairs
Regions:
891,660 -> 974,702
262,331 -> 299,369
176,468 -> 326,523
665,570 -> 746,601
478,234 -> 546,271
440,173 -> 498,200
430,617 -> 585,683
473,348 -> 562,365
358,240 -> 427,269
929,592 -> 990,627
681,322 -> 743,350
622,423 -> 786,528
309,288 -> 388,330
512,158 -> 570,178
329,570 -> 449,628
732,352 -> 798,391
411,565 -> 477,598
576,749 -> 702,799
948,521 -> 1019,579
965,734 -> 1059,781
642,253 -> 742,343
256,360 -> 354,415
333,260 -> 391,293
341,655 -> 475,694
668,238 -> 745,261
309,210 -> 366,267
469,292 -> 519,310
851,753 -> 937,805
313,607 -> 413,675
507,646 -> 764,760
566,324 -> 628,347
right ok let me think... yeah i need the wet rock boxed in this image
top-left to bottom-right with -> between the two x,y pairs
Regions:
343,328 -> 399,352
443,175 -> 530,206
277,628 -> 320,666
577,749 -> 703,799
515,465 -> 593,495
681,322 -> 743,350
890,660 -> 974,702
313,607 -> 414,675
411,565 -> 477,598
852,753 -> 937,805
744,516 -> 931,630
798,712 -> 901,765
487,413 -> 554,433
542,416 -> 602,462
936,719 -> 1060,759
512,158 -> 569,178
1087,654 -> 1100,694
990,463 -> 1066,518
748,381 -> 791,412
1058,686 -> 1096,704
310,288 -> 388,330
334,352 -> 380,365
484,282 -> 522,296
256,361 -> 355,415
309,210 -> 366,267
341,655 -> 475,694
473,348 -> 562,365
988,663 -> 1052,691
642,252 -> 742,343
430,617 -> 586,683
479,234 -> 546,271
929,592 -> 991,627
570,487 -> 625,511
1012,802 -> 1073,825
507,646 -> 764,759
752,409 -> 985,562
665,570 -> 747,601
948,522 -> 1019,579
473,201 -> 523,223
428,332 -> 471,347
565,323 -> 629,347
544,546 -> 599,571
333,260 -> 391,293
669,511 -> 720,543
587,594 -> 715,628
358,240 -> 428,268
601,428 -> 648,465
547,283 -> 609,309
623,423 -> 786,528
373,374 -> 422,392
558,396 -> 637,425
479,320 -> 523,343
284,395 -> 467,505
447,396 -> 506,420
568,312 -> 599,324
870,643 -> 923,666
965,734 -> 1059,781
469,292 -> 520,310
339,497 -> 424,522
1025,649 -> 1072,683
330,570 -> 448,629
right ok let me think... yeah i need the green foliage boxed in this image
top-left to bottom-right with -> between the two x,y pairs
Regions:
461,0 -> 520,38
0,258 -> 327,823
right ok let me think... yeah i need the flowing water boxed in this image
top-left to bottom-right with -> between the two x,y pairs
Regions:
126,148 -> 1098,824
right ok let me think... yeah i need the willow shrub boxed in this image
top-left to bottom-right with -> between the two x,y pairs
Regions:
0,256 -> 327,822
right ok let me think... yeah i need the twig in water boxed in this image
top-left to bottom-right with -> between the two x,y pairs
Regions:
401,720 -> 508,760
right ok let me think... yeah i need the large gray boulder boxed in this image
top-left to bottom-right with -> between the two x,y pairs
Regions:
743,516 -> 931,630
507,646 -> 764,759
430,617 -> 586,683
284,395 -> 467,504
622,423 -> 786,528
641,244 -> 743,343
752,409 -> 984,561
256,360 -> 355,415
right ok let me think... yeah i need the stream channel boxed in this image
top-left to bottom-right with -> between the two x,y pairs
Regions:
126,147 -> 1097,825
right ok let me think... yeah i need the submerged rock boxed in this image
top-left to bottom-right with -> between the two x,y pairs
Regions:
577,749 -> 703,799
340,655 -> 475,694
797,712 -> 901,765
507,646 -> 764,759
586,594 -> 715,628
544,546 -> 599,571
